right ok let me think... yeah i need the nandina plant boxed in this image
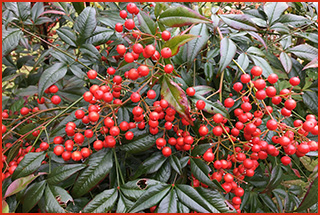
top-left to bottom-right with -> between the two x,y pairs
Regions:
1,2 -> 318,213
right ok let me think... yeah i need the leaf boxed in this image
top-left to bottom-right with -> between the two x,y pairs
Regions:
6,2 -> 30,21
154,161 -> 172,183
278,14 -> 311,28
195,187 -> 231,212
71,148 -> 113,198
302,91 -> 318,114
22,181 -> 46,212
296,177 -> 318,212
159,5 -> 211,27
128,184 -> 171,212
280,52 -> 292,73
72,2 -> 85,14
2,200 -> 9,213
163,34 -> 197,56
303,57 -> 318,70
220,14 -> 257,31
161,75 -> 193,125
137,10 -> 156,35
193,86 -> 215,96
85,26 -> 114,46
287,44 -> 318,61
120,179 -> 163,201
169,155 -> 182,175
44,185 -> 65,213
191,143 -> 213,157
190,158 -> 223,191
219,37 -> 237,72
80,44 -> 100,60
204,62 -> 214,83
248,55 -> 274,77
260,193 -> 279,212
182,24 -> 210,66
46,164 -> 86,185
264,2 -> 288,25
237,53 -> 250,71
247,31 -> 268,51
116,193 -> 134,213
190,95 -> 229,118
74,7 -> 97,43
31,2 -> 44,22
56,27 -> 77,47
4,173 -> 42,198
264,165 -> 283,192
134,152 -> 168,179
2,27 -> 23,56
175,184 -> 211,213
11,152 -> 46,180
299,156 -> 318,172
82,188 -> 118,213
121,128 -> 163,154
157,189 -> 178,213
38,63 -> 68,98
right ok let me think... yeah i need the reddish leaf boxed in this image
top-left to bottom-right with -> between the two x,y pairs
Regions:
163,34 -> 198,56
40,10 -> 66,16
292,168 -> 301,178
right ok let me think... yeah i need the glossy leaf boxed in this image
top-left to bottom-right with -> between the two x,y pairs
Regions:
161,75 -> 193,125
116,193 -> 134,213
248,55 -> 274,77
190,95 -> 229,118
38,63 -> 68,98
260,193 -> 279,212
2,27 -> 23,56
74,7 -> 97,43
134,152 -> 168,179
154,161 -> 172,183
220,14 -> 257,31
219,37 -> 237,72
11,152 -> 46,180
22,181 -> 46,212
159,6 -> 211,27
237,53 -> 249,71
280,52 -> 292,73
128,184 -> 171,212
157,189 -> 178,213
44,185 -> 70,213
46,164 -> 86,185
80,44 -> 100,60
303,57 -> 318,70
137,10 -> 156,35
296,177 -> 318,212
71,149 -> 113,198
287,44 -> 318,61
195,187 -> 231,213
278,14 -> 311,28
264,165 -> 283,192
169,155 -> 182,175
82,188 -> 118,213
85,26 -> 114,46
163,34 -> 197,56
302,91 -> 318,114
193,86 -> 215,96
204,62 -> 214,83
72,2 -> 85,14
264,2 -> 288,25
191,143 -> 213,157
56,27 -> 77,47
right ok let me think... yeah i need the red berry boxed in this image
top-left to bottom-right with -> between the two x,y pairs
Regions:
119,10 -> 127,19
124,19 -> 135,30
161,30 -> 171,41
186,87 -> 195,96
147,90 -> 156,99
199,125 -> 208,136
266,119 -> 278,130
49,85 -> 59,93
224,98 -> 234,108
240,74 -> 251,83
162,147 -> 172,157
51,95 -> 61,105
109,126 -> 120,136
116,44 -> 126,55
125,131 -> 134,140
254,79 -> 266,90
161,47 -> 172,58
144,45 -> 156,57
124,52 -> 134,63
20,107 -> 30,115
266,86 -> 277,97
289,77 -> 300,86
268,73 -> 278,84
127,3 -> 137,14
281,156 -> 291,165
40,142 -> 49,151
224,173 -> 234,183
233,82 -> 243,92
284,99 -> 296,110
54,145 -> 64,156
75,109 -> 85,119
164,64 -> 174,73
72,151 -> 82,161
235,187 -> 244,197
196,100 -> 206,110
251,66 -> 263,76
131,92 -> 141,103
203,151 -> 214,162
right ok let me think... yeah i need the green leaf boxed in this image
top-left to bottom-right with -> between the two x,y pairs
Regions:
190,95 -> 229,118
31,2 -> 44,22
169,155 -> 182,175
121,128 -> 163,154
80,44 -> 100,61
302,91 -> 318,114
5,2 -> 30,21
300,155 -> 318,172
270,23 -> 290,33
177,201 -> 190,213
193,86 -> 215,96
128,184 -> 171,213
159,5 -> 211,27
12,152 -> 46,180
195,187 -> 231,212
280,52 -> 292,73
191,143 -> 213,157
264,165 -> 283,192
134,152 -> 168,179
237,53 -> 250,71
260,193 -> 279,212
287,44 -> 318,61
161,75 -> 193,125
278,14 -> 311,28
72,2 -> 85,14
303,57 -> 318,71
204,62 -> 215,83
74,7 -> 97,43
82,188 -> 118,213
190,158 -> 223,191
219,37 -> 237,72
56,27 -> 77,47
296,177 -> 318,212
220,14 -> 257,31
157,189 -> 178,213
248,55 -> 274,77
4,173 -> 42,198
2,200 -> 9,213
71,148 -> 113,198
163,34 -> 197,56
182,24 -> 210,67
38,63 -> 68,98
46,164 -> 86,185
264,2 -> 288,25
6,143 -> 21,164
2,27 -> 23,56
85,26 -> 114,46
120,179 -> 163,201
116,193 -> 134,213
44,185 -> 66,213
175,184 -> 211,213
154,161 -> 172,183
22,181 -> 46,212
137,10 -> 156,35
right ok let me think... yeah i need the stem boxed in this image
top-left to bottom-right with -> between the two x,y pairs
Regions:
113,148 -> 125,185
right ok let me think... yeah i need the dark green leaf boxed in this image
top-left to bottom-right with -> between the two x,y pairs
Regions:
159,6 -> 211,27
74,7 -> 97,43
237,53 -> 249,71
72,2 -> 85,14
157,189 -> 178,213
163,34 -> 197,56
280,52 -> 292,73
2,27 -> 23,56
85,26 -> 114,46
177,201 -> 190,213
196,187 -> 231,212
191,143 -> 213,157
264,165 -> 283,192
56,27 -> 77,47
22,181 -> 46,212
38,63 -> 68,98
169,155 -> 182,175
116,193 -> 134,213
248,55 -> 274,77
134,152 -> 168,179
270,23 -> 290,33
82,188 -> 118,213
80,44 -> 100,60
128,184 -> 171,212
71,148 -> 113,198
264,2 -> 288,25
278,14 -> 311,28
296,177 -> 318,212
12,152 -> 46,180
302,91 -> 318,114
137,10 -> 156,35
204,62 -> 214,83
288,44 -> 318,61
219,37 -> 237,72
193,86 -> 215,96
44,185 -> 68,213
47,164 -> 86,185
260,193 -> 279,212
31,2 -> 44,22
154,161 -> 172,183
190,95 -> 229,118
220,14 -> 257,31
